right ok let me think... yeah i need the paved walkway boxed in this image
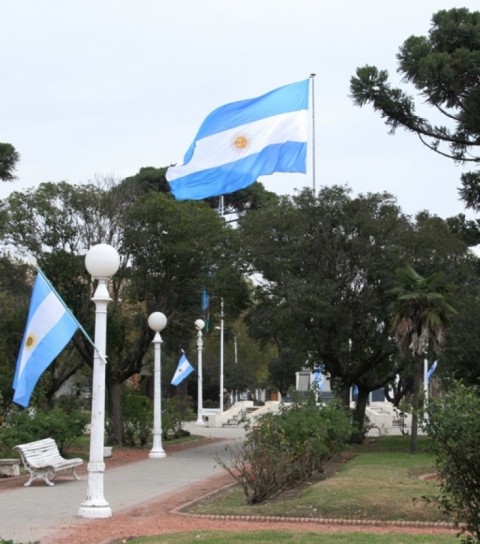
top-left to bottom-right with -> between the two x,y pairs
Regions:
0,424 -> 245,544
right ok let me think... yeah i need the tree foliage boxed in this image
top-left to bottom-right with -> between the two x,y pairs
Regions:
238,185 -> 473,438
441,269 -> 480,386
350,8 -> 480,210
240,187 -> 411,431
0,258 -> 31,415
389,266 -> 456,454
1,176 -> 250,444
425,383 -> 480,542
0,143 -> 20,181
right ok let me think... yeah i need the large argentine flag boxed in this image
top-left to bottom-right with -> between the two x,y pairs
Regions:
166,79 -> 309,200
171,353 -> 194,386
13,271 -> 78,407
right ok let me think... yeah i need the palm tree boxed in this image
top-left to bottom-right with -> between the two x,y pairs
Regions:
389,266 -> 456,454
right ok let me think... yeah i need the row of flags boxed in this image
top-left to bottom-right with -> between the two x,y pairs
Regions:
13,270 -> 195,408
13,269 -> 441,408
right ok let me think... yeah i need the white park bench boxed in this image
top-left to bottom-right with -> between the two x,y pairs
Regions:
14,437 -> 83,487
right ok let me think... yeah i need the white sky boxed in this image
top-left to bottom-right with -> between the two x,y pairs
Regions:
1,0 -> 479,219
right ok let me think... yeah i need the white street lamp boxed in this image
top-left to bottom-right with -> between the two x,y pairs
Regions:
79,244 -> 120,519
148,311 -> 168,459
195,318 -> 205,426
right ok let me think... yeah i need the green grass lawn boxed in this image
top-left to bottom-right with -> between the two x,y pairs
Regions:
126,436 -> 459,544
128,530 -> 457,544
186,435 -> 446,523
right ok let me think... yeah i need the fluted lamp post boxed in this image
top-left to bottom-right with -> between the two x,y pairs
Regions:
195,318 -> 205,426
148,311 -> 168,459
79,244 -> 120,519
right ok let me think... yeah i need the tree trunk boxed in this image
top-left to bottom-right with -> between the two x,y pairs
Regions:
108,380 -> 124,446
410,356 -> 422,455
337,381 -> 351,407
352,386 -> 370,443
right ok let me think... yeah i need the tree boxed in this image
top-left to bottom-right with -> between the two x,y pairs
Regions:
216,182 -> 281,217
239,186 -> 473,439
436,262 -> 480,387
119,191 -> 250,426
3,179 -> 249,444
3,182 -> 109,406
350,8 -> 480,210
201,316 -> 270,405
245,293 -> 307,396
0,143 -> 20,181
389,266 -> 456,454
116,166 -> 171,196
239,186 -> 412,436
0,257 -> 31,415
446,214 -> 480,247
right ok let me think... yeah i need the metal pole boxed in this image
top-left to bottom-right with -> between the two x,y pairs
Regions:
79,243 -> 119,519
219,299 -> 224,412
234,333 -> 238,365
149,331 -> 166,458
423,358 -> 429,421
78,279 -> 112,518
310,73 -> 316,194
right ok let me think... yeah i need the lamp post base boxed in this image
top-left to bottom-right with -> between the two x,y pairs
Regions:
78,505 -> 112,519
148,449 -> 167,459
195,416 -> 205,426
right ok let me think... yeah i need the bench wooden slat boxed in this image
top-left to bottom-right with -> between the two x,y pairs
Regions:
14,438 -> 83,487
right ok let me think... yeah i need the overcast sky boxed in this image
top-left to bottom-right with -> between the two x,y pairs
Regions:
2,1 -> 479,219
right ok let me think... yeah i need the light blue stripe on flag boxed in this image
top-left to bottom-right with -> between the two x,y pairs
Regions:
167,79 -> 309,200
312,369 -> 324,392
13,272 -> 78,407
426,361 -> 438,385
171,353 -> 194,386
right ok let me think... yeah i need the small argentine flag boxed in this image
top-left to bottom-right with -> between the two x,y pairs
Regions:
171,353 -> 194,386
13,270 -> 79,407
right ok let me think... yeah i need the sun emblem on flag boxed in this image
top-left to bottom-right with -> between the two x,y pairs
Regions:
25,333 -> 37,350
231,132 -> 251,154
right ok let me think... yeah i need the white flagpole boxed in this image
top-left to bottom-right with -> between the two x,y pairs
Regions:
219,298 -> 224,412
423,358 -> 429,422
423,359 -> 428,401
219,194 -> 224,217
310,73 -> 316,194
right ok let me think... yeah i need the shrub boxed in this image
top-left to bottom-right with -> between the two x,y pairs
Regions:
218,394 -> 353,504
122,389 -> 152,447
162,397 -> 195,440
0,407 -> 89,456
0,539 -> 39,544
424,383 -> 480,542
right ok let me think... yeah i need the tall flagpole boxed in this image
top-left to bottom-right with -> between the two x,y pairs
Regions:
310,73 -> 316,194
217,196 -> 225,412
219,297 -> 224,412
